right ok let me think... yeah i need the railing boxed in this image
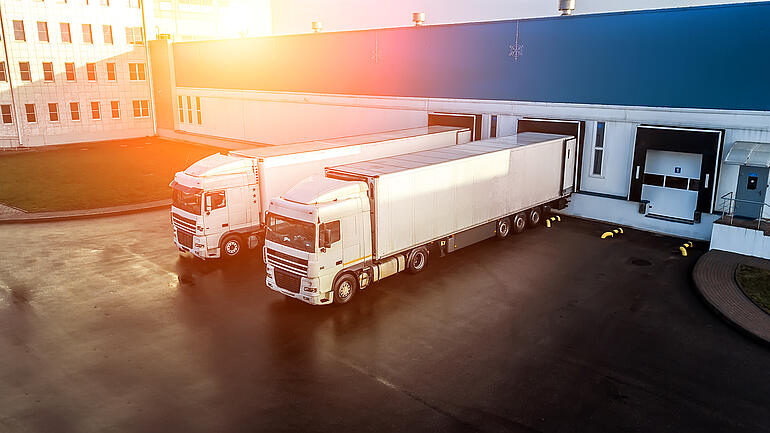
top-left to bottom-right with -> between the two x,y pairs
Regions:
719,192 -> 770,230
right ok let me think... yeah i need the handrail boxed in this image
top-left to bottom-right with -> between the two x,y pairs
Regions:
719,191 -> 769,230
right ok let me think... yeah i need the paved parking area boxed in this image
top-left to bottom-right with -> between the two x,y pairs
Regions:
0,211 -> 768,433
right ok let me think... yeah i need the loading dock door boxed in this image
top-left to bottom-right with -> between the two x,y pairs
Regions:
640,150 -> 702,221
429,113 -> 482,141
518,119 -> 585,192
630,126 -> 723,217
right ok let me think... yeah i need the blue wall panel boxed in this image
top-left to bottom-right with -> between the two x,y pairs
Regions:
173,2 -> 770,111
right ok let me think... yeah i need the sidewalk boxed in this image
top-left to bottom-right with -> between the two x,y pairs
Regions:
0,199 -> 170,224
693,250 -> 770,345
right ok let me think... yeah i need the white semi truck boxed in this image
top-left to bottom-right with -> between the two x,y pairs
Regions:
170,126 -> 471,259
264,132 -> 577,305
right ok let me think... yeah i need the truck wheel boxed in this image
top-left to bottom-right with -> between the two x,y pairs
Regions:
407,247 -> 429,274
529,207 -> 542,226
513,212 -> 527,234
333,274 -> 357,304
221,235 -> 242,258
496,217 -> 511,239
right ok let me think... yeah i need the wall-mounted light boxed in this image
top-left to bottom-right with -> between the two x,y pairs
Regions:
312,21 -> 322,32
412,12 -> 425,26
558,0 -> 575,15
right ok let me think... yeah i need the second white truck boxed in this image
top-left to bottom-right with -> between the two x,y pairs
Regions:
264,132 -> 578,305
170,126 -> 470,259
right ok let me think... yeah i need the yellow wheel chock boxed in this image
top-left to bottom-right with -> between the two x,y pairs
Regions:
679,241 -> 693,256
601,227 -> 624,239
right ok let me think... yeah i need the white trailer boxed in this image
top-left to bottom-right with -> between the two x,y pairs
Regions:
170,126 -> 471,259
264,132 -> 577,305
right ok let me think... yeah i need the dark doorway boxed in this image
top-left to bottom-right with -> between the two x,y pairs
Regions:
518,118 -> 585,192
629,126 -> 723,215
429,113 -> 482,141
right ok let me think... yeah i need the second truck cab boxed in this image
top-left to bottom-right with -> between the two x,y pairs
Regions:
171,153 -> 260,259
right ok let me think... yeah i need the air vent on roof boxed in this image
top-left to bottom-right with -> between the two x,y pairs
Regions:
558,0 -> 575,15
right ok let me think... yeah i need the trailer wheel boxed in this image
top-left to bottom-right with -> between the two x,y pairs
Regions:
407,247 -> 429,274
221,234 -> 242,258
513,212 -> 527,234
333,273 -> 357,304
528,206 -> 542,227
496,217 -> 511,239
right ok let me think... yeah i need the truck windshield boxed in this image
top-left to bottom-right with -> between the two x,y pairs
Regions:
266,213 -> 315,253
172,188 -> 201,215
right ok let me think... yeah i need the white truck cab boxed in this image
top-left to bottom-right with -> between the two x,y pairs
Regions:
264,176 -> 371,305
171,153 -> 260,259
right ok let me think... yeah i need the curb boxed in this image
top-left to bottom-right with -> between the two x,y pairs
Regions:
0,199 -> 171,224
691,251 -> 770,347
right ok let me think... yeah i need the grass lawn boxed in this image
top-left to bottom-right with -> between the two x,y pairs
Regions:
0,138 -> 217,212
736,264 -> 770,314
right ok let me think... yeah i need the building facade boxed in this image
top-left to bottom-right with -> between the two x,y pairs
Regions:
0,0 -> 155,147
150,2 -> 770,245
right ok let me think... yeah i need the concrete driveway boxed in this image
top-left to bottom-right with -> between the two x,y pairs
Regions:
0,211 -> 768,432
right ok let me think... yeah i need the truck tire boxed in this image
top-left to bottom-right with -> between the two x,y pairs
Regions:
333,273 -> 357,304
407,247 -> 429,274
496,217 -> 511,239
513,212 -> 527,234
221,234 -> 243,258
528,206 -> 542,227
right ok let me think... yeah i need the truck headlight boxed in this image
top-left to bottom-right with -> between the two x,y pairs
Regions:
304,286 -> 317,293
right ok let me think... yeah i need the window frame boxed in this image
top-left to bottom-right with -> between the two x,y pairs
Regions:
178,95 -> 184,123
70,102 -> 80,121
590,121 -> 607,178
195,96 -> 202,124
37,21 -> 49,42
42,62 -> 54,82
103,25 -> 113,44
86,63 -> 97,81
60,23 -> 71,43
90,101 -> 101,120
1,104 -> 13,124
13,20 -> 25,41
82,23 -> 93,44
19,62 -> 31,81
0,62 -> 6,82
64,62 -> 76,81
25,104 -> 36,123
106,62 -> 116,81
110,100 -> 120,119
48,103 -> 59,122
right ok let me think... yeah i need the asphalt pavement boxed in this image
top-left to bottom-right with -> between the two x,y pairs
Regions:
0,210 -> 768,433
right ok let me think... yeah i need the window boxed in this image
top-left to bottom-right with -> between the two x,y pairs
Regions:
103,25 -> 112,44
319,220 -> 341,246
110,101 -> 119,119
186,96 -> 192,123
204,191 -> 225,212
128,63 -> 145,80
86,63 -> 96,81
129,0 -> 140,7
48,103 -> 59,122
65,62 -> 75,81
195,97 -> 202,124
106,62 -> 116,81
177,95 -> 184,122
70,102 -> 80,121
13,21 -> 25,41
19,62 -> 31,81
0,62 -> 6,82
592,121 -> 606,176
25,104 -> 36,123
37,22 -> 49,42
100,0 -> 110,5
490,115 -> 497,138
91,101 -> 100,119
132,100 -> 149,118
1,105 -> 12,124
82,24 -> 92,43
60,23 -> 71,43
42,62 -> 54,81
126,27 -> 143,45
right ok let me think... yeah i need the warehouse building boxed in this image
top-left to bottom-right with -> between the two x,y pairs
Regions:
148,2 -> 770,251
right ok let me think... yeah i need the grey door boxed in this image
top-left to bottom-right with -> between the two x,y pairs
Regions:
735,166 -> 768,219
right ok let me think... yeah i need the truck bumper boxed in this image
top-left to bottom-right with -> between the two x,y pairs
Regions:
265,269 -> 331,305
173,238 -> 219,260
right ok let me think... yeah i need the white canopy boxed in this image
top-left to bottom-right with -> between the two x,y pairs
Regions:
724,141 -> 770,168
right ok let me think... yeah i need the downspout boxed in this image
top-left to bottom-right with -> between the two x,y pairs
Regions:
140,0 -> 158,136
0,3 -> 23,147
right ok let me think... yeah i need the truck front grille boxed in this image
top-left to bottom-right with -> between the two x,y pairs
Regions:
265,248 -> 308,276
172,213 -> 196,249
274,269 -> 301,293
176,229 -> 193,248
